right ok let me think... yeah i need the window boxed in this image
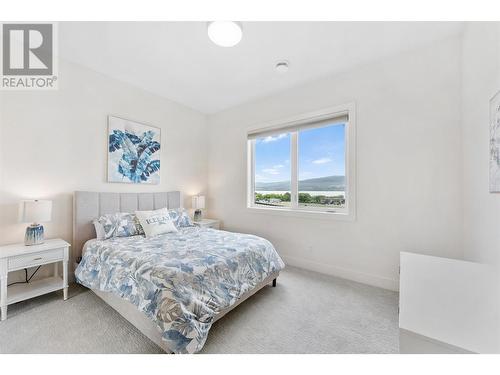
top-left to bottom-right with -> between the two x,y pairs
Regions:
254,132 -> 291,208
247,105 -> 355,218
298,124 -> 346,210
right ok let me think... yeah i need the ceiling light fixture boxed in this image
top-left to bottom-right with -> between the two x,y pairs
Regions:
275,60 -> 289,73
207,21 -> 242,47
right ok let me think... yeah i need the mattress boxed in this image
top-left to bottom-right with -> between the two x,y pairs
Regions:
75,226 -> 285,353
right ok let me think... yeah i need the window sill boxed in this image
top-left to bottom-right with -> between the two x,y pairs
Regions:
246,206 -> 355,222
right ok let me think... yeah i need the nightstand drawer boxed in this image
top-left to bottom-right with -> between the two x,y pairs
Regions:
8,248 -> 64,271
193,219 -> 220,229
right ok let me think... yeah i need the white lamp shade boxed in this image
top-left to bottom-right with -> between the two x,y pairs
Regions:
192,195 -> 206,210
19,200 -> 52,223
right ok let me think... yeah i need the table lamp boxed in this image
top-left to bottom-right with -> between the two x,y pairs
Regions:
192,195 -> 205,222
19,200 -> 52,245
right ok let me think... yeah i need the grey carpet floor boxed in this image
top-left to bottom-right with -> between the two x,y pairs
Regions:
0,266 -> 399,354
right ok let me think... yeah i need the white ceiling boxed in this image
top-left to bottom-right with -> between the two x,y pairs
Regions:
59,22 -> 463,114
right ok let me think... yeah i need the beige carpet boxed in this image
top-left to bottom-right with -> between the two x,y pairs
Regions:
0,266 -> 399,354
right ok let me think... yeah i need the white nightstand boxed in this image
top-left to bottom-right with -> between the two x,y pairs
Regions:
0,239 -> 70,321
193,218 -> 220,230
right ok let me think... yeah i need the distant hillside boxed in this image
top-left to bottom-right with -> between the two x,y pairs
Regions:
256,175 -> 345,191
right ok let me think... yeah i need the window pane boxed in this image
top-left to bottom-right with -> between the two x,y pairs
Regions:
254,133 -> 291,208
298,124 -> 346,209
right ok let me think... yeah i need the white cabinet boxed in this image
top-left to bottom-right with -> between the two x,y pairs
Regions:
0,239 -> 70,321
193,218 -> 221,230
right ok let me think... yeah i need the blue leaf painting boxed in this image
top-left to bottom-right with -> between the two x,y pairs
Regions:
107,116 -> 161,184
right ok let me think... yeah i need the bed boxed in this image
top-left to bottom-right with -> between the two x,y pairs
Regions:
73,191 -> 284,353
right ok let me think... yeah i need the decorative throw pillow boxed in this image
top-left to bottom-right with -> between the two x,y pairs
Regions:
94,212 -> 144,240
135,208 -> 178,238
93,220 -> 106,240
168,208 -> 194,228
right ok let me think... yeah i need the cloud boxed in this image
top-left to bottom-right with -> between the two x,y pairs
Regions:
312,157 -> 332,164
255,174 -> 269,182
262,168 -> 280,175
273,164 -> 284,169
261,134 -> 287,143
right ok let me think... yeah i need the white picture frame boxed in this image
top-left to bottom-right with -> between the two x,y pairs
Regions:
490,91 -> 500,192
107,115 -> 161,184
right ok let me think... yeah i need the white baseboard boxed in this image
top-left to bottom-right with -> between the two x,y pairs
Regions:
281,254 -> 399,291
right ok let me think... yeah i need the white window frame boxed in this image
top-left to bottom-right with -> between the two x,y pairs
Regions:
246,103 -> 356,221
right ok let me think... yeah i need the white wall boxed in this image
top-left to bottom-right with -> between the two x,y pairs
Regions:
1,28 -> 493,293
0,60 -> 208,280
207,37 -> 463,290
461,23 -> 500,266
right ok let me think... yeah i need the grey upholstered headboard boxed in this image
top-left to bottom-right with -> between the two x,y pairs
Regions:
73,191 -> 182,259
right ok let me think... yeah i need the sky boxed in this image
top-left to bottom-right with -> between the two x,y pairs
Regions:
255,124 -> 345,183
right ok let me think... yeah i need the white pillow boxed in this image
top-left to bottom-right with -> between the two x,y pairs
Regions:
93,219 -> 106,240
135,208 -> 178,238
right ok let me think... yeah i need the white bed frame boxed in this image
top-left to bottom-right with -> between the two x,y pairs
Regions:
73,191 -> 279,353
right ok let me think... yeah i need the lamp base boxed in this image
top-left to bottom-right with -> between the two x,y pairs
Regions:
193,209 -> 203,222
25,224 -> 44,246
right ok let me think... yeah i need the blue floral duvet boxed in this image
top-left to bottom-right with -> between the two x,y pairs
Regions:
75,227 -> 285,353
